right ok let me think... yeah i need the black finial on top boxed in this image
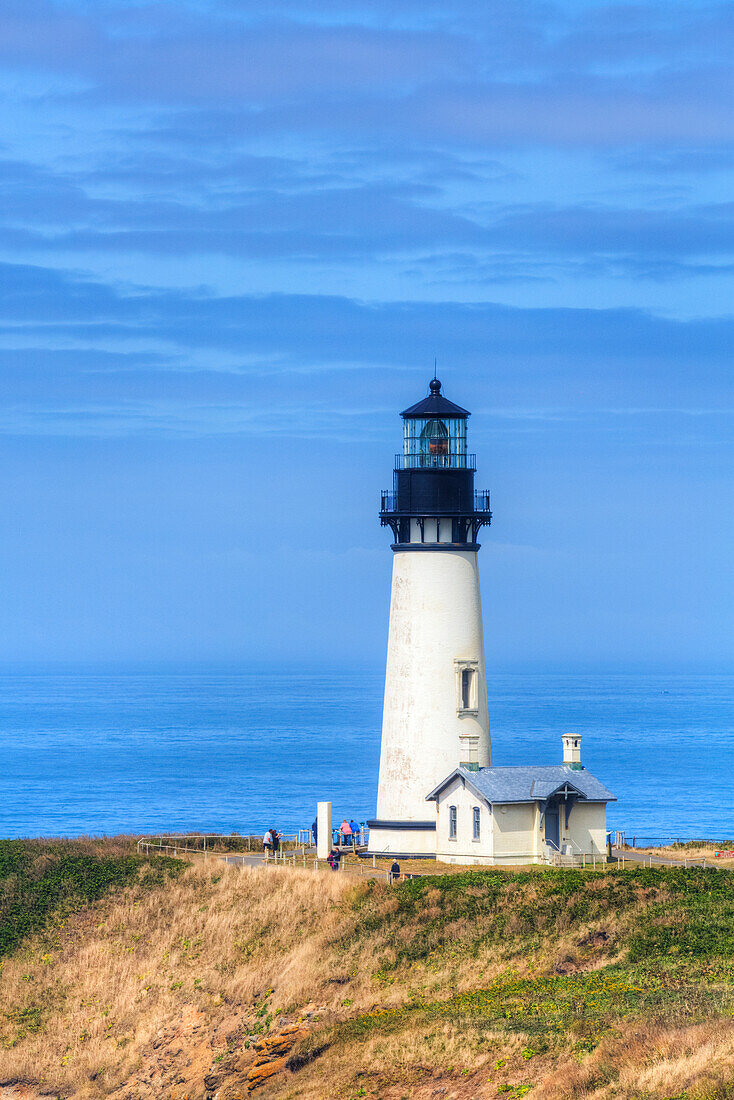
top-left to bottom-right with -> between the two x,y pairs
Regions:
401,378 -> 469,419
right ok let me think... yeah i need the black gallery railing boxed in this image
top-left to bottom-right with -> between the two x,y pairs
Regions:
380,489 -> 491,514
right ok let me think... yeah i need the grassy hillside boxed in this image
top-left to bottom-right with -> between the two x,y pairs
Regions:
1,843 -> 733,1098
0,838 -> 183,960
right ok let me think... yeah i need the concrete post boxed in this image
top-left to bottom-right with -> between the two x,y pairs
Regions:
317,802 -> 332,861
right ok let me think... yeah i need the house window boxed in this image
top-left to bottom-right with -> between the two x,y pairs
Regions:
472,806 -> 480,840
449,806 -> 457,839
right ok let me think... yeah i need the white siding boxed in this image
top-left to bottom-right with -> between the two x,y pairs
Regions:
564,801 -> 607,857
492,803 -> 539,864
368,824 -> 437,857
435,776 -> 493,864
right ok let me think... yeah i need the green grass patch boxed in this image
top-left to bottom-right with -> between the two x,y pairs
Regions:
349,866 -> 734,972
340,959 -> 734,1048
0,839 -> 184,959
333,866 -> 734,1072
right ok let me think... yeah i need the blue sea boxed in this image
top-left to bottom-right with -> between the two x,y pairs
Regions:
1,667 -> 732,842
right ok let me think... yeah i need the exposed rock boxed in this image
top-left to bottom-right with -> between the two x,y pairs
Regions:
246,1056 -> 288,1088
253,1029 -> 308,1056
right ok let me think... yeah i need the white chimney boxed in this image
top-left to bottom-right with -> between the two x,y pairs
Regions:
562,733 -> 582,766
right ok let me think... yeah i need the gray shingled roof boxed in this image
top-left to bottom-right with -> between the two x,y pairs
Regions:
426,765 -> 616,804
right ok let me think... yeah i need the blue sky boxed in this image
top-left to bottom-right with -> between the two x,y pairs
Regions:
1,0 -> 732,668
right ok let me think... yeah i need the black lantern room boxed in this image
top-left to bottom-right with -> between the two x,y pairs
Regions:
380,379 -> 491,548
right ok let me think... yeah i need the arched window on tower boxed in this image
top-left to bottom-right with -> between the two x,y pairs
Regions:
419,418 -> 449,466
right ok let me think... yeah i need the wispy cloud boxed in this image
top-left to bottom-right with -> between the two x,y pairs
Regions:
0,260 -> 731,437
0,1 -> 732,664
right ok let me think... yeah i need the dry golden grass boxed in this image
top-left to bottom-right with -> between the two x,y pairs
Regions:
8,835 -> 139,858
536,1019 -> 734,1100
0,862 -> 354,1097
277,1021 -> 524,1100
0,858 -> 604,1097
285,1016 -> 734,1100
2,855 -> 734,1099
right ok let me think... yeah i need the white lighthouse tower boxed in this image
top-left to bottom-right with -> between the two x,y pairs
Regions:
368,379 -> 493,857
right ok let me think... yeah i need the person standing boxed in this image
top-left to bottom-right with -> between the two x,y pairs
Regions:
312,819 -> 318,847
340,819 -> 352,847
263,829 -> 272,857
328,847 -> 342,871
271,828 -> 281,856
390,859 -> 400,883
350,819 -> 361,846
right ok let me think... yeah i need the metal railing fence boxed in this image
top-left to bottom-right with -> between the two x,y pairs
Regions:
136,826 -> 370,859
136,833 -> 306,857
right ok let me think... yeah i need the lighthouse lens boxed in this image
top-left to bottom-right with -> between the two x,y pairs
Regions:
420,418 -> 449,463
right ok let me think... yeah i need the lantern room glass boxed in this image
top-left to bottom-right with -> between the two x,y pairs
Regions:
403,417 -> 468,468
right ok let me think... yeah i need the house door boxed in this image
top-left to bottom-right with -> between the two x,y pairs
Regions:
545,804 -> 560,849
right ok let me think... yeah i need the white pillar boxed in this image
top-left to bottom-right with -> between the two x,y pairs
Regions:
316,801 -> 332,861
371,547 -> 491,856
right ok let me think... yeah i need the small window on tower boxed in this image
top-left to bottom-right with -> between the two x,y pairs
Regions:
461,669 -> 473,710
472,806 -> 481,840
449,805 -> 457,839
455,659 -> 479,715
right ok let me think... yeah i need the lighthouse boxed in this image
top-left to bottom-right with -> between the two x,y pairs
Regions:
368,378 -> 493,857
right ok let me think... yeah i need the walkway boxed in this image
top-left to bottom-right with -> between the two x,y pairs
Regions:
221,849 -> 399,881
611,847 -> 711,868
222,853 -> 268,869
221,849 -> 719,874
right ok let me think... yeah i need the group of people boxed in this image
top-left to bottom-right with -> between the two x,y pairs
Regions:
264,818 -> 362,859
338,818 -> 361,847
262,821 -> 400,881
262,827 -> 281,856
310,817 -> 362,849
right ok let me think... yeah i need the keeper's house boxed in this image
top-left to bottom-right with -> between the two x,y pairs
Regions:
426,735 -> 615,866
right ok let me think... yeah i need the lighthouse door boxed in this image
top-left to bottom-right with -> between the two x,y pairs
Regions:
544,803 -> 560,850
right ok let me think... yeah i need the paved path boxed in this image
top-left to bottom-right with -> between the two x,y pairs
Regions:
221,850 -> 400,882
223,853 -> 268,868
221,849 -> 722,875
611,847 -> 711,868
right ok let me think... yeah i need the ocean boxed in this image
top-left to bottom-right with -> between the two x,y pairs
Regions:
1,667 -> 732,842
